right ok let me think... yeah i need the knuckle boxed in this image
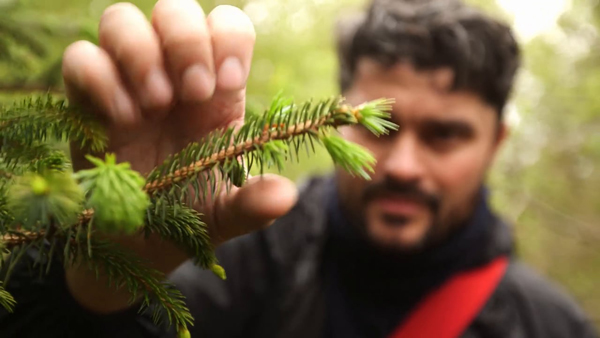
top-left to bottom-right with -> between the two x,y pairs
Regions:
211,91 -> 245,121
115,32 -> 146,53
76,65 -> 96,90
161,29 -> 210,51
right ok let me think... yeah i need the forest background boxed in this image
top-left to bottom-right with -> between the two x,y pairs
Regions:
3,0 -> 599,328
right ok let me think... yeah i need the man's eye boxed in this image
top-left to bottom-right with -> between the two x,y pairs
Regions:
424,126 -> 471,150
434,128 -> 461,140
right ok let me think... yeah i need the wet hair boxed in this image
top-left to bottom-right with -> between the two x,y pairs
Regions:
336,0 -> 521,117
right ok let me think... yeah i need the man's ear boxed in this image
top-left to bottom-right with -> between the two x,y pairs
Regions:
491,122 -> 509,159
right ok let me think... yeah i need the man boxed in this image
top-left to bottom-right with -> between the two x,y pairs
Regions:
0,0 -> 596,337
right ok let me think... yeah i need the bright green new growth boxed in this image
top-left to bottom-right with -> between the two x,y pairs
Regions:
0,94 -> 396,336
322,135 -> 376,180
209,264 -> 227,280
7,171 -> 84,230
75,153 -> 149,234
353,98 -> 398,137
178,327 -> 192,338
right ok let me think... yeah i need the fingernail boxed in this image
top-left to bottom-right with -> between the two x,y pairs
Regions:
142,68 -> 172,108
113,88 -> 135,123
181,64 -> 215,102
217,57 -> 245,91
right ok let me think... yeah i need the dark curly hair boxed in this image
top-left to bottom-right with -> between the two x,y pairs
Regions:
336,0 -> 521,117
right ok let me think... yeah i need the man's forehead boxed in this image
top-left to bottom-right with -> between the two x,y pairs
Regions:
355,58 -> 456,92
350,58 -> 495,126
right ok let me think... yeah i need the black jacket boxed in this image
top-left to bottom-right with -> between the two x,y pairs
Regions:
0,176 -> 597,338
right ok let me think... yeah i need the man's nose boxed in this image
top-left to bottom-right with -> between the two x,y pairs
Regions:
382,133 -> 426,183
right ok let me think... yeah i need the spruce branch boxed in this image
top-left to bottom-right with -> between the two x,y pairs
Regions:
0,281 -> 15,312
1,230 -> 44,246
145,204 -> 217,271
321,135 -> 376,180
0,93 -> 396,336
75,154 -> 149,235
0,140 -> 70,175
0,95 -> 396,245
0,95 -> 107,153
144,96 -> 396,206
74,239 -> 194,333
6,170 -> 84,231
1,239 -> 37,286
0,185 -> 13,230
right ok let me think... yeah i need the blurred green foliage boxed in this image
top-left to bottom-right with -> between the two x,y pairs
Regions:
3,0 -> 599,327
489,0 -> 600,324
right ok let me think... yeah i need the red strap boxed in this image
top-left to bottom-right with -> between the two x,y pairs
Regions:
389,256 -> 509,338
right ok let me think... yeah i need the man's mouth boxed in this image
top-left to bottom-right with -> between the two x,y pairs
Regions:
380,213 -> 411,227
373,195 -> 428,217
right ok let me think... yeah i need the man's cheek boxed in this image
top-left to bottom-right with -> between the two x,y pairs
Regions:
436,155 -> 488,218
437,147 -> 489,187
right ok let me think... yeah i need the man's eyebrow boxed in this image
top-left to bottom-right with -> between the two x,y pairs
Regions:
422,119 -> 475,134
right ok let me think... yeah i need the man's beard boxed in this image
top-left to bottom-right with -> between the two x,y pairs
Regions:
357,176 -> 443,254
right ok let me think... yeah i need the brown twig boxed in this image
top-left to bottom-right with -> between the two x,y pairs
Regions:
2,210 -> 94,248
2,230 -> 45,246
144,108 -> 357,194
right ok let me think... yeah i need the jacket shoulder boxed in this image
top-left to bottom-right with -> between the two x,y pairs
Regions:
504,261 -> 593,328
469,260 -> 598,338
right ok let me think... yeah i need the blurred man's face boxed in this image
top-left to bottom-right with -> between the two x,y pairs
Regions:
337,59 -> 506,252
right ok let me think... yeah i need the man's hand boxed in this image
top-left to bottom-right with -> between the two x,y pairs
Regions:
61,0 -> 298,313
